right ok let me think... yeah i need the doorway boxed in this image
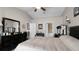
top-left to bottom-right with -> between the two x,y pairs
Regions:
46,23 -> 53,37
30,23 -> 36,38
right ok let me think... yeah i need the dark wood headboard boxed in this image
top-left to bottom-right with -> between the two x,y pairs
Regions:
69,26 -> 79,39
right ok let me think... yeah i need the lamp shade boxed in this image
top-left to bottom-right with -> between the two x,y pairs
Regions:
66,18 -> 70,21
0,22 -> 2,26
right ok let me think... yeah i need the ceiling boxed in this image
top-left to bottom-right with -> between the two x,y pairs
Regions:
17,7 -> 66,19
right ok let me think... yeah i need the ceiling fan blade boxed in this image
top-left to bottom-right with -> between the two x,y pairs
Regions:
34,7 -> 46,12
41,7 -> 46,11
34,8 -> 37,12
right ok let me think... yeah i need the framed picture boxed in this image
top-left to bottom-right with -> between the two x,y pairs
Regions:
74,7 -> 79,17
38,24 -> 43,29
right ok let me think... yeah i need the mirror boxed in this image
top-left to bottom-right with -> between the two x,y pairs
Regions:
2,18 -> 20,33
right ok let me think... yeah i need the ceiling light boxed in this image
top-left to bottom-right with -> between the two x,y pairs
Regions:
35,7 -> 41,9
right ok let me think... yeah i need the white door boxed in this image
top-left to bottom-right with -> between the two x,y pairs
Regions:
46,23 -> 53,37
30,23 -> 36,38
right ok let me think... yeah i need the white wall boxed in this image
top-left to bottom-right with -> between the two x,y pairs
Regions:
0,7 -> 64,37
63,7 -> 79,27
0,7 -> 31,32
31,17 -> 64,37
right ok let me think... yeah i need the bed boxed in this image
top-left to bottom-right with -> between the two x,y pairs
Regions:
14,26 -> 79,51
14,36 -> 79,51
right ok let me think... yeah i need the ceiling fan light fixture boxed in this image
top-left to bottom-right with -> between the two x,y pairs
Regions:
41,7 -> 46,11
34,7 -> 46,12
36,7 -> 41,9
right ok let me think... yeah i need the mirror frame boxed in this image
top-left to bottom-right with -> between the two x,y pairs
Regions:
2,17 -> 20,33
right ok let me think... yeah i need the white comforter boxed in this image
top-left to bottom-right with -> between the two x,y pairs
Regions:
15,37 -> 47,51
60,35 -> 79,50
14,36 -> 79,51
14,45 -> 44,51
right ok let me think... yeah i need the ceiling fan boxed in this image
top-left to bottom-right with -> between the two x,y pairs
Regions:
34,7 -> 46,12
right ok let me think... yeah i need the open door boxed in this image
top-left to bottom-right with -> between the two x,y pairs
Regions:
30,23 -> 36,38
48,23 -> 52,33
46,23 -> 53,37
